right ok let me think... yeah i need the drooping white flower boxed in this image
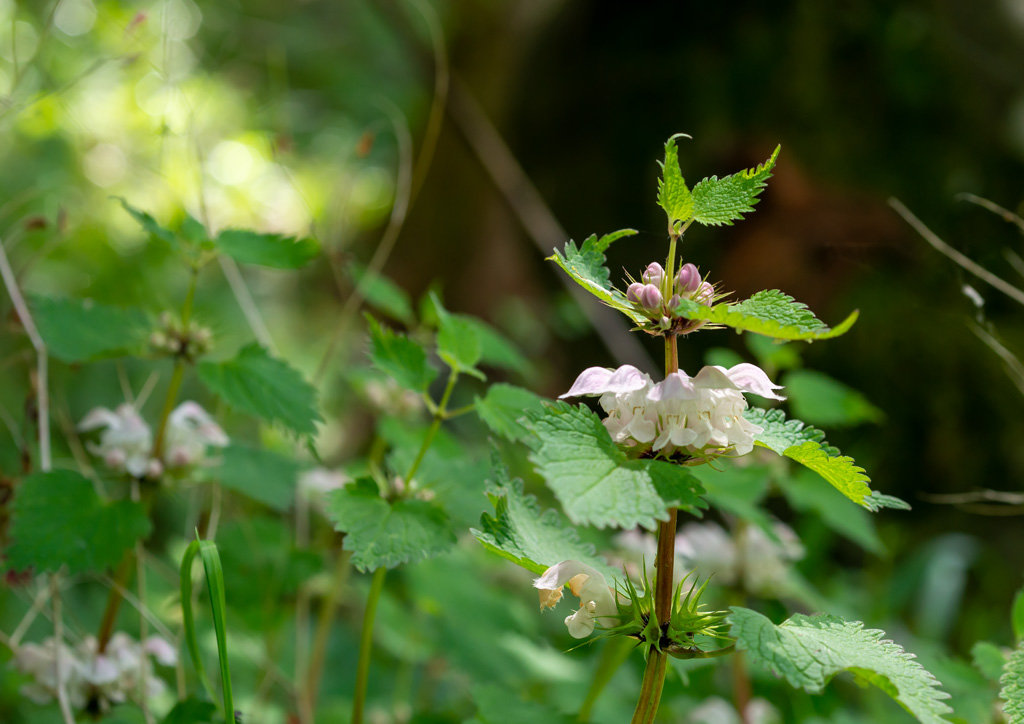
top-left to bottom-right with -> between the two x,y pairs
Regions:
534,560 -> 618,638
79,404 -> 155,477
561,363 -> 783,457
164,401 -> 229,468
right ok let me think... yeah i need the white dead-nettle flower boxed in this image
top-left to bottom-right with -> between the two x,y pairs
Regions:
79,404 -> 155,477
534,561 -> 618,638
561,363 -> 784,457
688,696 -> 781,724
298,467 -> 350,501
164,401 -> 229,468
364,377 -> 424,417
674,521 -> 804,597
12,633 -> 176,713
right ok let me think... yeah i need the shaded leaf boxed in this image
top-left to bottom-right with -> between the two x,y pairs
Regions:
211,444 -> 301,511
783,369 -> 883,428
525,402 -> 706,530
326,478 -> 455,571
198,343 -> 321,435
474,383 -> 546,441
6,470 -> 151,574
366,315 -> 437,393
31,296 -> 148,362
730,608 -> 952,724
348,263 -> 415,325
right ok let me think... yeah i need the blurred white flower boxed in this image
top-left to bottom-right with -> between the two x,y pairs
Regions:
364,377 -> 424,417
561,363 -> 783,457
688,696 -> 780,724
298,467 -> 350,501
164,401 -> 229,468
534,560 -> 618,638
79,404 -> 155,477
12,632 -> 176,713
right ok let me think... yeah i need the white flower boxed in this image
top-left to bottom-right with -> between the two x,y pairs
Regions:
164,401 -> 229,468
561,363 -> 783,457
534,561 -> 618,638
79,404 -> 155,477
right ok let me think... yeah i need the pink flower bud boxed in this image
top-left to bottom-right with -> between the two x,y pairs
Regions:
639,284 -> 663,310
668,294 -> 681,308
641,262 -> 664,286
675,263 -> 700,294
626,282 -> 644,303
695,281 -> 715,305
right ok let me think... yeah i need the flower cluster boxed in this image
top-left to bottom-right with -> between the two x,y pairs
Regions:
561,363 -> 783,457
625,261 -> 716,334
534,561 -> 618,638
149,311 -> 213,361
79,401 -> 228,478
13,633 -> 176,713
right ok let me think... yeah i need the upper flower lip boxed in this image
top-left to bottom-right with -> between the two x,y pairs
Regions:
562,363 -> 784,402
559,364 -> 651,399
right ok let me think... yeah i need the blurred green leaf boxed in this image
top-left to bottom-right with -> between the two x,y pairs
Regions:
215,229 -> 319,269
657,134 -> 693,230
326,478 -> 455,571
690,145 -> 779,226
116,198 -> 178,249
474,383 -> 546,441
1001,643 -> 1024,723
160,700 -> 218,724
366,315 -> 437,393
436,302 -> 483,378
6,469 -> 151,574
525,402 -> 706,530
971,641 -> 1008,682
349,263 -> 415,325
730,608 -> 953,724
211,444 -> 301,511
781,469 -> 883,554
472,465 -> 620,582
1013,586 -> 1024,643
457,315 -> 532,376
784,369 -> 884,427
198,343 -> 321,435
31,296 -> 148,362
674,289 -> 858,341
472,683 -> 574,724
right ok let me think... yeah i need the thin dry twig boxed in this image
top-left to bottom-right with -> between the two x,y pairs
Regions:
956,193 -> 1024,235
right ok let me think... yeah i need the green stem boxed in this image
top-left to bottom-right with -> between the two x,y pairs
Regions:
577,636 -> 633,722
402,369 -> 457,486
351,566 -> 387,724
629,650 -> 668,724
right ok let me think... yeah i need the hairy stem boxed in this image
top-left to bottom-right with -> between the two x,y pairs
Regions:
630,649 -> 668,724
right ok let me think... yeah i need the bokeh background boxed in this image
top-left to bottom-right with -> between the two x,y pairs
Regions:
2,0 -> 1024,720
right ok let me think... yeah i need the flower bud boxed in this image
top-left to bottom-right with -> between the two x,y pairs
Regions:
695,281 -> 715,305
641,262 -> 664,287
668,294 -> 681,309
639,284 -> 663,311
626,282 -> 644,304
675,263 -> 700,294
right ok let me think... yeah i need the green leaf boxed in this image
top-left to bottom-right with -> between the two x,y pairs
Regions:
547,230 -> 646,324
690,145 -> 780,226
1013,585 -> 1024,643
472,683 -> 574,724
366,315 -> 437,393
1001,643 -> 1024,723
471,464 -> 621,583
524,402 -> 706,530
781,469 -> 883,553
437,309 -> 483,378
198,343 -> 321,435
348,263 -> 415,325
325,478 -> 456,571
474,383 -> 546,441
211,444 -> 301,511
674,289 -> 858,341
783,369 -> 883,427
116,198 -> 178,249
657,134 -> 693,230
456,315 -> 532,376
730,608 -> 953,724
6,469 -> 151,574
971,641 -> 1008,682
31,296 -> 149,362
160,700 -> 218,724
744,407 -> 900,510
214,229 -> 319,269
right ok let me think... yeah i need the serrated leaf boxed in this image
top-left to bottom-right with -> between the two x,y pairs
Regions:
690,145 -> 780,226
972,641 -> 1008,682
1001,643 -> 1024,723
783,369 -> 884,427
657,134 -> 693,230
457,315 -> 532,376
198,343 -> 321,435
745,407 -> 884,509
6,470 -> 151,574
471,465 -> 620,583
365,315 -> 437,393
474,383 -> 546,441
325,478 -> 455,571
547,230 -> 646,324
730,608 -> 953,724
525,402 -> 706,530
214,229 -> 319,269
116,198 -> 178,249
674,289 -> 858,341
348,263 -> 415,325
1013,586 -> 1024,643
31,296 -> 149,362
210,444 -> 300,511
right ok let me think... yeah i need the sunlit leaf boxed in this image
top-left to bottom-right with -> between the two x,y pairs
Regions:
690,145 -> 779,226
215,229 -> 319,269
674,289 -> 858,341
